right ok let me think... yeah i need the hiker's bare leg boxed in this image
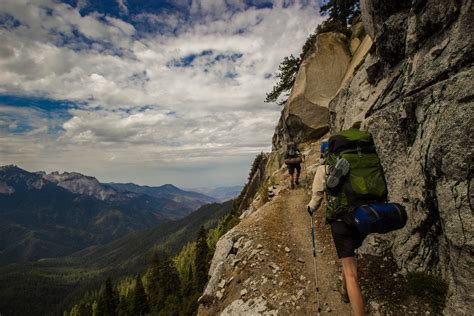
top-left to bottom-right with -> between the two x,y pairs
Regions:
289,172 -> 294,188
340,271 -> 349,302
342,257 -> 365,316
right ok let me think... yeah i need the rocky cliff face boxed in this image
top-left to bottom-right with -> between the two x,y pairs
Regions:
329,0 -> 473,313
201,0 -> 472,314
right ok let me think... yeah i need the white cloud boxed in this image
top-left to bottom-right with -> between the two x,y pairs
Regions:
0,0 -> 324,186
76,0 -> 88,10
117,0 -> 129,16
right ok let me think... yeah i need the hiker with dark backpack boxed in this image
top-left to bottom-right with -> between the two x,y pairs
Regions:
284,141 -> 302,189
307,129 -> 407,316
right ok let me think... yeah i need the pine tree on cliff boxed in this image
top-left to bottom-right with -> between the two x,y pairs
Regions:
265,55 -> 300,105
195,226 -> 210,291
320,0 -> 360,26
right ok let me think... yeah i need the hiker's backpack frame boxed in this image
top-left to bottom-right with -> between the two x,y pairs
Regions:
285,142 -> 302,165
325,129 -> 388,221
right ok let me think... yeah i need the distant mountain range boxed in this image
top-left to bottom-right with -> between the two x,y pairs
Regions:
189,185 -> 243,202
108,182 -> 216,209
0,165 -> 216,264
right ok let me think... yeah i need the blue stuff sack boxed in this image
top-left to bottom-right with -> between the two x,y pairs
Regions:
353,203 -> 408,234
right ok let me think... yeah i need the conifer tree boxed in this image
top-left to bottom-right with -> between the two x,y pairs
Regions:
147,252 -> 181,314
116,295 -> 130,316
97,277 -> 118,316
180,267 -> 198,315
264,55 -> 300,104
194,226 -> 210,291
92,301 -> 98,316
320,0 -> 360,26
146,252 -> 162,310
132,275 -> 149,315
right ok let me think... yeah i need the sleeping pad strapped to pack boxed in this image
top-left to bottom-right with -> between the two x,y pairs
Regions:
351,203 -> 408,234
326,129 -> 407,234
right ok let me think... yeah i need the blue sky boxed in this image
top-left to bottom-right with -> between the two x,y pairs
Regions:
0,0 -> 324,187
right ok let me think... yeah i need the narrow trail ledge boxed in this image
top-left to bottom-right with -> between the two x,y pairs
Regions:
198,154 -> 351,315
198,144 -> 443,315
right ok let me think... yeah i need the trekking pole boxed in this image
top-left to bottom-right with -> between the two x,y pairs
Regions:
311,215 -> 322,314
302,154 -> 306,182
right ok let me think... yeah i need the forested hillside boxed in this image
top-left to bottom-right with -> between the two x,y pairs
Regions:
0,200 -> 232,316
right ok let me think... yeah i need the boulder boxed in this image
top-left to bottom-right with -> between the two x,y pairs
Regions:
201,261 -> 225,303
272,32 -> 351,150
208,234 -> 234,277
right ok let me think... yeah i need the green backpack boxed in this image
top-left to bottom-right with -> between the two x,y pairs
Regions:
325,129 -> 387,221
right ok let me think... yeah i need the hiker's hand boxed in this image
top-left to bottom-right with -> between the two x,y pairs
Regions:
307,197 -> 319,216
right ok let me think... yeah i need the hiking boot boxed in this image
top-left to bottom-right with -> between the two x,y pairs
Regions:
295,179 -> 299,185
291,182 -> 295,189
326,158 -> 350,188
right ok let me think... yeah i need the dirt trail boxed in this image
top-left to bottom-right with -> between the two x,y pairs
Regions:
199,144 -> 440,315
197,134 -> 356,315
257,183 -> 353,315
199,154 -> 353,315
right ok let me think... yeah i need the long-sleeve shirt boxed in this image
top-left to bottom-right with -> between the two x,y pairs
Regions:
307,165 -> 326,212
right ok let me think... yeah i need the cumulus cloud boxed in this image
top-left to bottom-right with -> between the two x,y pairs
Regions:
0,0 -> 324,186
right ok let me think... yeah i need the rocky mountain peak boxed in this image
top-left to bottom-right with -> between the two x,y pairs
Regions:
0,164 -> 20,171
0,165 -> 47,191
0,164 -> 31,176
43,171 -> 118,201
159,183 -> 181,190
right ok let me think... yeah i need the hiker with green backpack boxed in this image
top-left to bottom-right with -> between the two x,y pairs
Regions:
307,129 -> 407,316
